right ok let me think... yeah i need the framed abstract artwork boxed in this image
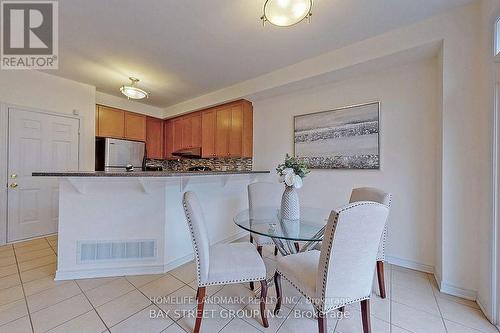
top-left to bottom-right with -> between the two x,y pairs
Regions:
294,102 -> 380,169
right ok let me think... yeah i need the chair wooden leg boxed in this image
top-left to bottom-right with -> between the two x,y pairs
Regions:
194,287 -> 206,333
251,246 -> 263,290
260,280 -> 269,328
274,246 -> 278,256
274,272 -> 282,315
317,313 -> 327,333
376,261 -> 386,299
361,299 -> 371,333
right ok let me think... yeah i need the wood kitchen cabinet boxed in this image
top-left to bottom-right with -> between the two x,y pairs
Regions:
201,110 -> 216,158
172,118 -> 183,152
215,107 -> 231,157
191,113 -> 202,147
202,100 -> 253,158
146,117 -> 164,159
162,99 -> 253,159
124,112 -> 146,141
96,105 -> 147,142
163,120 -> 174,159
228,105 -> 243,157
170,112 -> 202,152
181,116 -> 192,149
96,105 -> 125,139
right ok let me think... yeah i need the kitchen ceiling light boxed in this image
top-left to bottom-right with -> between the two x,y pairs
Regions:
261,0 -> 313,27
120,77 -> 149,100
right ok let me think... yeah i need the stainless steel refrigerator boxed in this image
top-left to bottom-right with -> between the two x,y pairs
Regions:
95,138 -> 145,172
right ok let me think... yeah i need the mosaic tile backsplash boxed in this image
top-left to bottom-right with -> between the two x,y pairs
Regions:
146,157 -> 252,172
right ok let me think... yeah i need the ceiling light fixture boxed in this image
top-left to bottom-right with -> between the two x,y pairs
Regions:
261,0 -> 313,27
120,77 -> 149,100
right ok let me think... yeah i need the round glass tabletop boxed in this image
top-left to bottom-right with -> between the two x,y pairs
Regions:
233,207 -> 330,242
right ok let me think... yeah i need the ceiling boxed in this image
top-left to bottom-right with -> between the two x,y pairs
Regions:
52,0 -> 475,108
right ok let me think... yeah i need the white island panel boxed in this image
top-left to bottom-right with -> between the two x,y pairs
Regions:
54,174 -> 269,280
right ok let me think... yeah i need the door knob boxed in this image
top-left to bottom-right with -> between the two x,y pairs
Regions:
9,183 -> 18,189
10,173 -> 17,179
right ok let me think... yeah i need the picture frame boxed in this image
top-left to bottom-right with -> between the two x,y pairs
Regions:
293,101 -> 380,169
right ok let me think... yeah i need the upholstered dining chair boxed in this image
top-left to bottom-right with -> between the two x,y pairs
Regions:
349,187 -> 392,299
313,187 -> 392,299
247,182 -> 281,289
274,201 -> 390,333
182,191 -> 269,333
248,182 -> 282,256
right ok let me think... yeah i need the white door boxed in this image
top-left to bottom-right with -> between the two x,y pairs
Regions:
7,108 -> 79,242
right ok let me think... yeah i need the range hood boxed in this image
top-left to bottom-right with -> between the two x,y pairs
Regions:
172,147 -> 202,158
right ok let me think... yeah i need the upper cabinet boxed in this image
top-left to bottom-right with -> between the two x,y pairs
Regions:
124,112 -> 146,141
201,110 -> 216,158
96,105 -> 146,142
146,117 -> 164,159
162,99 -> 253,160
164,120 -> 174,159
205,100 -> 253,158
96,105 -> 125,139
169,112 -> 202,154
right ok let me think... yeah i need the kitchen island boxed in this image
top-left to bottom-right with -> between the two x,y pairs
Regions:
33,170 -> 270,280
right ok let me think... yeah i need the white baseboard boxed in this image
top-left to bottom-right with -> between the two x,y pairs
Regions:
215,230 -> 248,244
386,256 -> 434,274
476,296 -> 488,317
439,280 -> 477,301
55,264 -> 166,280
163,253 -> 195,272
387,256 -> 479,302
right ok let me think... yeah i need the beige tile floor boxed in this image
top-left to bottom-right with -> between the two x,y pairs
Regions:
0,236 -> 498,333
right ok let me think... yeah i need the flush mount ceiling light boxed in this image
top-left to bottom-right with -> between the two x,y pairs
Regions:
261,0 -> 313,27
120,77 -> 149,100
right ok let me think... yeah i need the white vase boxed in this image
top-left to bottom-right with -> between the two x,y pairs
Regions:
281,186 -> 300,220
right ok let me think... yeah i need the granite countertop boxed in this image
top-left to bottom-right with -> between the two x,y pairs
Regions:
32,170 -> 270,177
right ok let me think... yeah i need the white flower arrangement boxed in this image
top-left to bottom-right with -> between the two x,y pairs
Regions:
280,168 -> 303,188
276,154 -> 310,189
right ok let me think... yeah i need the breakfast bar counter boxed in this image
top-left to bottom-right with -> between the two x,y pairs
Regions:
33,170 -> 270,177
33,170 -> 270,280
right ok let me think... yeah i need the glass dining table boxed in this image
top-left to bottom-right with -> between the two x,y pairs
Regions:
233,207 -> 331,256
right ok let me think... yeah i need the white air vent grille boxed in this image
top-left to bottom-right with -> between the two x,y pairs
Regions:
77,240 -> 157,263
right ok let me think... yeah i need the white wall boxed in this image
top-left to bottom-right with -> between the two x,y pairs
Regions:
477,0 -> 500,323
253,58 -> 439,269
0,70 -> 96,170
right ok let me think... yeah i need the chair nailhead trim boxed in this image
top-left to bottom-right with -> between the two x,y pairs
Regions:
199,276 -> 267,287
183,201 -> 203,284
276,269 -> 370,313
